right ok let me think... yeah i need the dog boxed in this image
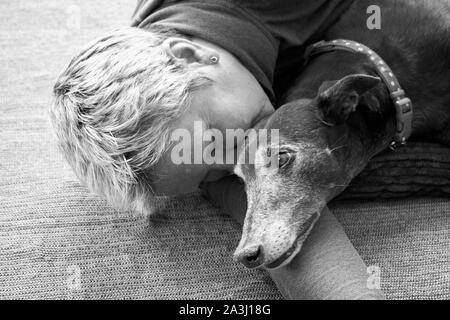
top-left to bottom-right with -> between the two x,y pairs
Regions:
233,0 -> 450,269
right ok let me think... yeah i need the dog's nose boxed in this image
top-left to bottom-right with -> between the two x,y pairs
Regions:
234,245 -> 264,268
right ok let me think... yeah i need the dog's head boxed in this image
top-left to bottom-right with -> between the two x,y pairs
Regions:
234,74 -> 386,269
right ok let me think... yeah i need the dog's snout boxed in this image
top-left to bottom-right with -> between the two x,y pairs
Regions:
234,244 -> 264,269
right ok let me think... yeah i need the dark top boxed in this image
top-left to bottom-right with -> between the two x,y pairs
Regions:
135,0 -> 354,104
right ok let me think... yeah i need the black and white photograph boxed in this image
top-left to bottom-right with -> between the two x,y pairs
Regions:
1,0 -> 449,302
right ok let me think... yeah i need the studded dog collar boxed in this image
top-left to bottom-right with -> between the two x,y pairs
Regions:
304,39 -> 413,149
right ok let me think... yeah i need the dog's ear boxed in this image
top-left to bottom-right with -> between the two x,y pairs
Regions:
318,74 -> 382,125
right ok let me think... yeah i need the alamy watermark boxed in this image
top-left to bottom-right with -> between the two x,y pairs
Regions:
170,121 -> 280,169
367,5 -> 381,30
66,4 -> 81,30
66,264 -> 81,291
367,265 -> 382,290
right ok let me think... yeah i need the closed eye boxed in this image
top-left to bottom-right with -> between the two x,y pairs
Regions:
278,150 -> 294,168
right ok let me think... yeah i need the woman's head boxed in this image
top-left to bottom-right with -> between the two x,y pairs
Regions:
51,27 -> 273,214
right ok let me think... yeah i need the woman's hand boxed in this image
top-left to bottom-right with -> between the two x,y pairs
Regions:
200,174 -> 247,225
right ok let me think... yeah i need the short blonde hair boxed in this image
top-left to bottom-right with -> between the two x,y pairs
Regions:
51,27 -> 210,214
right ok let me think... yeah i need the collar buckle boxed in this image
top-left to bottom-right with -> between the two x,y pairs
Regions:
391,93 -> 413,149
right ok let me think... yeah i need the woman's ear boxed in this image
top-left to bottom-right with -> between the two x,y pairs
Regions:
162,37 -> 219,65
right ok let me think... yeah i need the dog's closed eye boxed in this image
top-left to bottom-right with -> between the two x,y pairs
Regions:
278,150 -> 295,168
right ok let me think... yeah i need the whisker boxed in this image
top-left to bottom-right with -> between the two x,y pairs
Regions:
328,145 -> 347,153
331,184 -> 349,187
286,220 -> 304,229
314,113 -> 334,127
329,136 -> 348,150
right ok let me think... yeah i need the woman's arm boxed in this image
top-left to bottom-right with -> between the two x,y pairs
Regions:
201,175 -> 386,300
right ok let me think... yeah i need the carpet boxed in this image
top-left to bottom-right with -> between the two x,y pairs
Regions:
0,0 -> 448,299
